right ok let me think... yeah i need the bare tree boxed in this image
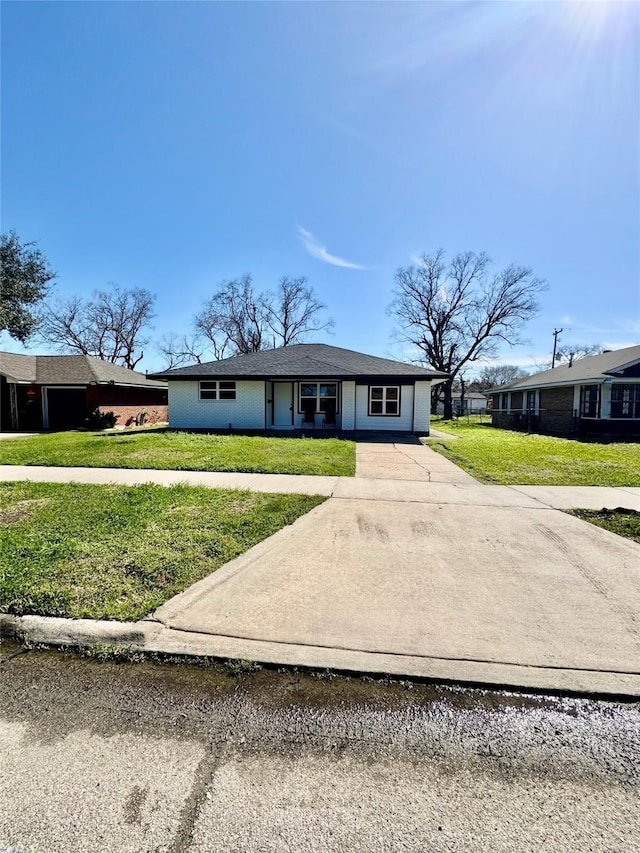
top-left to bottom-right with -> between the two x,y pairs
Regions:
475,364 -> 530,390
1,230 -> 56,342
263,276 -> 333,346
389,249 -> 545,419
39,284 -> 155,369
532,342 -> 604,373
156,332 -> 206,369
195,275 -> 264,356
160,274 -> 332,368
555,343 -> 603,365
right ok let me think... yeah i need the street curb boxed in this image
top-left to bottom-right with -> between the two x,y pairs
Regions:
0,614 -> 148,646
3,613 -> 640,700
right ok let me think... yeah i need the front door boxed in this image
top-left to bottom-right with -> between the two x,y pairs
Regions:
273,382 -> 293,428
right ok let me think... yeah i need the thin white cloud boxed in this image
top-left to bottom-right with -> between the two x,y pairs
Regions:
297,226 -> 366,270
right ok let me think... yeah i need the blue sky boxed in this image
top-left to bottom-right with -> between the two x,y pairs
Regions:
2,0 -> 638,374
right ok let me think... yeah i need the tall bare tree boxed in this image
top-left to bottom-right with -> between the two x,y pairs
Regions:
160,274 -> 332,367
389,249 -> 545,418
1,230 -> 56,342
195,275 -> 264,356
263,276 -> 333,347
157,333 -> 206,369
39,284 -> 155,369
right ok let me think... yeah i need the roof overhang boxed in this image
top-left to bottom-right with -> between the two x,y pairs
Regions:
152,372 -> 447,383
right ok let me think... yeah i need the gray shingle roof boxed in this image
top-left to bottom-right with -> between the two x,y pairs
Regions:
486,345 -> 640,393
150,343 -> 448,381
0,352 -> 167,388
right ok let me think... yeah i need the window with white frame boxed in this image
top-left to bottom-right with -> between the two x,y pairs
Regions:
199,380 -> 236,400
369,386 -> 400,416
579,384 -> 599,418
611,384 -> 640,419
299,382 -> 338,413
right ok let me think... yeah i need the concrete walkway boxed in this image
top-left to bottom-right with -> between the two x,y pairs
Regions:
356,437 -> 475,482
1,463 -> 638,510
2,440 -> 640,696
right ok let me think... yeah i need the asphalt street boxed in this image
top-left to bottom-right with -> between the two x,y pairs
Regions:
2,645 -> 639,853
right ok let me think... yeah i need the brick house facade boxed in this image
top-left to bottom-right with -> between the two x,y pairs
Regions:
1,352 -> 167,431
487,346 -> 640,438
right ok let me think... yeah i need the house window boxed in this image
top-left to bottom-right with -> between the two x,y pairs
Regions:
369,386 -> 400,416
579,384 -> 599,418
526,390 -> 537,411
299,382 -> 338,413
199,380 -> 236,400
611,384 -> 640,419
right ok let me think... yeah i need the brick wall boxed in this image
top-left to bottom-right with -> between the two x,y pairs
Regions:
538,385 -> 576,434
99,404 -> 168,426
87,384 -> 168,427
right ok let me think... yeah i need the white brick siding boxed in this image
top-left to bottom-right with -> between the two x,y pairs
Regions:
413,381 -> 431,433
168,380 -> 266,429
341,381 -> 356,431
355,383 -> 415,431
167,377 -> 432,432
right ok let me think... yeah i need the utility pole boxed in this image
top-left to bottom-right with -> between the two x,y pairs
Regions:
552,328 -> 563,369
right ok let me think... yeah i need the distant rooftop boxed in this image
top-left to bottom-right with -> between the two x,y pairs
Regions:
486,345 -> 640,393
0,352 -> 167,388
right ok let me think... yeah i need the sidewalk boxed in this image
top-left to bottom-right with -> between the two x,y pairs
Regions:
1,463 -> 638,509
2,442 -> 639,697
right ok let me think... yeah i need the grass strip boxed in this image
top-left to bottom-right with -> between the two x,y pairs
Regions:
426,420 -> 640,486
0,429 -> 356,477
568,508 -> 640,544
0,481 -> 325,621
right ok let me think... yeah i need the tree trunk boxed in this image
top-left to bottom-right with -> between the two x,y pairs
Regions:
443,380 -> 453,420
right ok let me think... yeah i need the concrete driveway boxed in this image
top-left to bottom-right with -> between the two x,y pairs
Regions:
148,440 -> 640,696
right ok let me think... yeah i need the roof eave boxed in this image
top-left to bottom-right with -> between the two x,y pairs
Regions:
151,372 -> 447,382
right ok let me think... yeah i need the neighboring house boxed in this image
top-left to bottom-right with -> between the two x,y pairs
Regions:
486,345 -> 640,437
436,391 -> 488,416
150,343 -> 448,434
0,352 -> 168,432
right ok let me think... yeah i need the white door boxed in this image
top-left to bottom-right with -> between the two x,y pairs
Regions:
273,382 -> 293,428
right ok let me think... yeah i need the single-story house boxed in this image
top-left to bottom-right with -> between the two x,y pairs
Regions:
486,345 -> 640,437
149,343 -> 448,434
436,391 -> 488,416
0,352 -> 168,432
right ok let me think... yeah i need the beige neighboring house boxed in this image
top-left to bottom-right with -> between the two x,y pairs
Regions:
1,351 -> 168,432
486,345 -> 640,437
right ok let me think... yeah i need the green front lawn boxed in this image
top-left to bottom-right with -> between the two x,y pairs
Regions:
0,429 -> 355,477
426,420 -> 640,486
0,481 -> 325,621
568,508 -> 640,544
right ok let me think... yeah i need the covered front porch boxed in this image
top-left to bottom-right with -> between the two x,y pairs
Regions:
266,379 -> 343,430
